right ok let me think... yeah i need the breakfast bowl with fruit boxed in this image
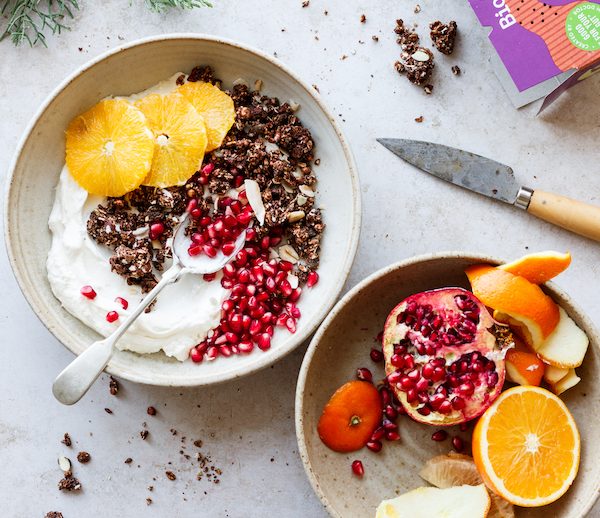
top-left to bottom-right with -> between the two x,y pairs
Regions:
296,252 -> 599,518
4,35 -> 360,387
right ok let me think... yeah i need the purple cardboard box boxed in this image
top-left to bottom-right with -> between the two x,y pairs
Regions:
468,0 -> 600,110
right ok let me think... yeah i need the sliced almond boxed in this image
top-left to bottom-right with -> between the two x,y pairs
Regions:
299,185 -> 315,197
288,210 -> 306,223
232,77 -> 249,87
58,456 -> 72,472
282,181 -> 295,194
289,100 -> 300,112
412,50 -> 430,62
254,79 -> 263,92
244,179 -> 266,226
296,195 -> 308,206
279,245 -> 299,263
292,169 -> 304,180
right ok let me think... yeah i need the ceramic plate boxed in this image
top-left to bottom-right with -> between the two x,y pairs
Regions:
296,253 -> 600,518
4,35 -> 360,386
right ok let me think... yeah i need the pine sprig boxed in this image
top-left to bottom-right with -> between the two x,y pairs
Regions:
1,0 -> 79,47
145,0 -> 212,12
1,0 -> 213,47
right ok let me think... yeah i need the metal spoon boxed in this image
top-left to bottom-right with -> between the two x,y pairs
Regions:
52,215 -> 248,405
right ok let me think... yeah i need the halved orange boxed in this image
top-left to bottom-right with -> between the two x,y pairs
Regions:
65,99 -> 155,196
499,251 -> 571,284
472,386 -> 580,507
465,265 -> 560,349
177,81 -> 235,151
135,92 -> 208,188
317,381 -> 382,453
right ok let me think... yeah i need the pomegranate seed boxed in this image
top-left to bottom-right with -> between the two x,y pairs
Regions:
356,367 -> 373,382
190,208 -> 202,219
203,272 -> 216,282
237,211 -> 253,225
225,332 -> 238,343
289,287 -> 302,302
431,430 -> 448,442
279,260 -> 293,272
379,387 -> 392,406
366,440 -> 382,453
256,333 -> 271,350
201,162 -> 215,176
229,313 -> 243,333
390,354 -> 405,368
370,348 -> 384,362
238,341 -> 254,354
149,222 -> 165,240
80,285 -> 96,299
186,198 -> 198,213
452,436 -> 464,453
351,460 -> 364,477
115,297 -> 128,310
307,271 -> 319,287
385,430 -> 401,441
459,422 -> 469,432
438,401 -> 453,414
106,311 -> 119,323
388,372 -> 403,385
385,404 -> 398,420
222,240 -> 237,256
190,347 -> 203,363
219,344 -> 233,357
203,245 -> 217,258
417,406 -> 431,416
382,419 -> 397,432
206,346 -> 218,360
189,244 -> 202,256
371,427 -> 386,441
285,317 -> 297,333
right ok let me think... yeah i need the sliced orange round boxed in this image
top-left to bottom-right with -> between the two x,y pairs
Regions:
177,81 -> 235,151
472,386 -> 580,507
465,265 -> 560,349
317,381 -> 382,453
65,99 -> 155,196
499,251 -> 571,284
135,92 -> 208,188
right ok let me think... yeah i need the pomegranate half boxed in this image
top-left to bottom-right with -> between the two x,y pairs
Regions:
382,288 -> 508,426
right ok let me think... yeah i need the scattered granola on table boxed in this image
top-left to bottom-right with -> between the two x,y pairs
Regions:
45,513 -> 63,518
77,451 -> 91,463
452,65 -> 462,76
58,472 -> 82,492
393,19 -> 435,88
430,20 -> 458,55
109,376 -> 119,395
61,433 -> 72,447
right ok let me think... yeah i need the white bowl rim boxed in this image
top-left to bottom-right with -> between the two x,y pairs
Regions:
3,33 -> 362,387
295,251 -> 600,518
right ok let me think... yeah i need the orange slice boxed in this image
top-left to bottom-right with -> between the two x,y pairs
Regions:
499,251 -> 571,284
465,265 -> 560,349
135,92 -> 208,188
472,386 -> 580,507
505,350 -> 545,386
317,381 -> 382,453
65,99 -> 155,196
177,81 -> 235,151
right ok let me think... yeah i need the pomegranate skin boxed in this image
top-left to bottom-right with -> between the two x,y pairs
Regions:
382,288 -> 507,427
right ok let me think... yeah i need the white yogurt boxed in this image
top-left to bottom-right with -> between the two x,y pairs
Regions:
46,75 -> 228,361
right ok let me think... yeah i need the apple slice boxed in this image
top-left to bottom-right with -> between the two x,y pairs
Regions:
536,307 -> 589,368
376,484 -> 490,518
543,365 -> 569,385
551,369 -> 581,396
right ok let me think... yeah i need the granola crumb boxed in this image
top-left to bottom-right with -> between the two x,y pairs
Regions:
166,471 -> 177,481
146,497 -> 153,505
414,4 -> 421,13
360,14 -> 366,23
415,116 -> 424,123
140,430 -> 149,440
124,458 -> 133,464
58,473 -> 81,492
104,408 -> 113,414
148,485 -> 154,491
147,406 -> 157,416
424,84 -> 434,94
45,513 -> 63,518
77,451 -> 91,464
312,84 -> 320,93
109,376 -> 119,395
372,35 -> 379,42
61,433 -> 72,447
430,20 -> 458,55
452,65 -> 462,76
301,0 -> 309,6
324,10 -> 328,15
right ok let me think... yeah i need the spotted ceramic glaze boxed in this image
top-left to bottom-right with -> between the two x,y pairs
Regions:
4,35 -> 360,386
296,253 -> 600,518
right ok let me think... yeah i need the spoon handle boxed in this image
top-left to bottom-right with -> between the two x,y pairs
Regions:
52,262 -> 184,405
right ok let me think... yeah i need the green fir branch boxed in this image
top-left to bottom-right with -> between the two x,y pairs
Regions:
1,0 -> 79,47
144,0 -> 212,13
1,0 -> 212,47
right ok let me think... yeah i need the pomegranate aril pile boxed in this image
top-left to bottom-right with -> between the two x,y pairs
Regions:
186,194 -> 251,258
381,288 -> 506,426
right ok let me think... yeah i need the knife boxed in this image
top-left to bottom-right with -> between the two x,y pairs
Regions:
378,138 -> 600,242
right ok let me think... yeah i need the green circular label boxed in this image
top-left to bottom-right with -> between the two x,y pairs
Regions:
566,2 -> 600,51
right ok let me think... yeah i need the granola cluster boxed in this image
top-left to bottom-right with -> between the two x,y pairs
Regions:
394,19 -> 435,88
86,66 -> 323,290
430,20 -> 458,55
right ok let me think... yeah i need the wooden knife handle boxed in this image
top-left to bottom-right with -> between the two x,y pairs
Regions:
527,190 -> 600,242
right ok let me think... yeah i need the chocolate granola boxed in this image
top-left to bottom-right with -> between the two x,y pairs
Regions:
393,19 -> 435,87
86,66 -> 323,291
430,20 -> 458,55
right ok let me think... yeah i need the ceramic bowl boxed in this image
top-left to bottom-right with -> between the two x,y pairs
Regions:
296,252 -> 600,518
4,35 -> 360,386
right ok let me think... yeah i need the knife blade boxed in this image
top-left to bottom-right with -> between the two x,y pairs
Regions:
377,138 -> 600,242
